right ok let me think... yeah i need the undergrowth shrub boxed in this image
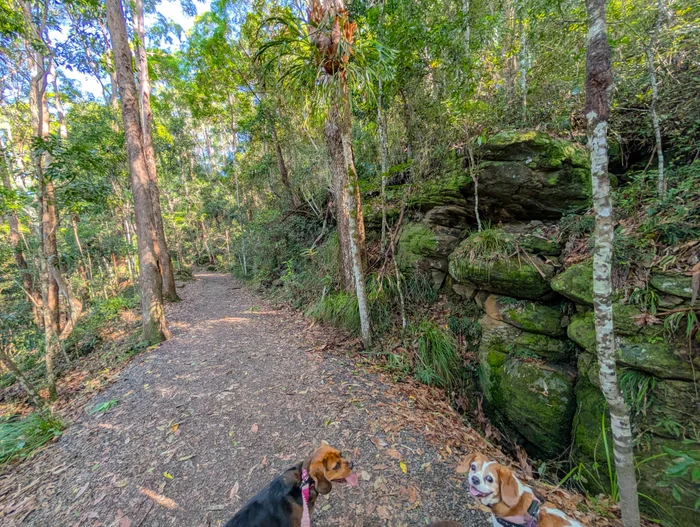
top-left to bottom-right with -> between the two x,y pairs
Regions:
0,411 -> 65,465
412,321 -> 461,391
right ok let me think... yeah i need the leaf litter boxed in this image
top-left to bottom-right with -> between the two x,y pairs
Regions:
0,272 -> 627,526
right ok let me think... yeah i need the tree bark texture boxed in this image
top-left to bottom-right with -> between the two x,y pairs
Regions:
133,0 -> 179,301
106,0 -> 169,344
585,1 -> 640,526
325,105 -> 354,291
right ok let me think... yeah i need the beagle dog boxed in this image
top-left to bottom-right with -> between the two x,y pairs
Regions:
464,453 -> 584,527
224,444 -> 357,527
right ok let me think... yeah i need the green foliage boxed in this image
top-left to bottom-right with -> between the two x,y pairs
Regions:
0,412 -> 65,465
412,321 -> 461,391
88,399 -> 120,415
660,444 -> 700,510
619,369 -> 658,420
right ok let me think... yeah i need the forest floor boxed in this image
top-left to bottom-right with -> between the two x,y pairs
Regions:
0,272 -> 505,527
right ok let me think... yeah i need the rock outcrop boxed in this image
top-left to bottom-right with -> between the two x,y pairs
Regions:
366,130 -> 699,527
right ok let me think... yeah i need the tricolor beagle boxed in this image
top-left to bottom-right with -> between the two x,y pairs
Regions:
465,453 -> 585,527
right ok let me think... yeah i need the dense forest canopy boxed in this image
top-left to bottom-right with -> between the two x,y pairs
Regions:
1,0 -> 699,525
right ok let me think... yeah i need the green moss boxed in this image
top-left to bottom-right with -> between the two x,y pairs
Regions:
517,234 -> 562,256
500,298 -> 565,337
500,358 -> 577,457
571,377 -> 612,494
636,437 -> 700,527
568,312 -> 698,380
551,260 -> 594,305
650,273 -> 694,299
397,223 -> 438,264
511,332 -> 569,362
449,238 -> 554,300
572,378 -> 700,527
407,170 -> 471,211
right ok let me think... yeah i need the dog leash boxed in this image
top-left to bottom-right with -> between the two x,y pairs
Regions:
301,468 -> 312,527
496,498 -> 541,527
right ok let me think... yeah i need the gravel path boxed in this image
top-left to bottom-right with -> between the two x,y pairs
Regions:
1,272 -> 491,527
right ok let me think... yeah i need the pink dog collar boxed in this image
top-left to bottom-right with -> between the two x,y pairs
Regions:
301,468 -> 312,527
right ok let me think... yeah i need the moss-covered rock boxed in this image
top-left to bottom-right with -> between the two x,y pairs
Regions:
408,170 -> 471,212
500,358 -> 577,457
569,311 -> 699,380
449,238 -> 554,300
397,222 -> 462,290
646,379 -> 700,438
494,296 -> 565,337
572,378 -> 700,527
551,261 -> 594,305
511,332 -> 570,362
650,273 -> 694,299
635,437 -> 700,527
478,316 -> 576,456
516,234 -> 562,256
482,130 -> 590,170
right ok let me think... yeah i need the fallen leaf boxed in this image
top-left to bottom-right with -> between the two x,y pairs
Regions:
386,449 -> 401,460
361,470 -> 371,481
376,505 -> 391,520
399,461 -> 408,474
171,423 -> 179,433
230,482 -> 240,500
251,423 -> 258,433
139,487 -> 182,510
178,454 -> 196,462
74,481 -> 90,499
163,472 -> 174,480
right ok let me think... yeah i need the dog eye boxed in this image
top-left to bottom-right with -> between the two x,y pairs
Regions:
486,475 -> 493,483
471,464 -> 476,471
334,462 -> 341,470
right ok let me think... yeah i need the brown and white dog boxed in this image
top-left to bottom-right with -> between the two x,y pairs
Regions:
465,454 -> 584,527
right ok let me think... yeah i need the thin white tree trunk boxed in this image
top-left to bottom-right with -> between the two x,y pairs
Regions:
378,78 -> 389,252
340,82 -> 371,348
518,19 -> 527,122
585,1 -> 640,526
646,0 -> 665,197
462,0 -> 471,59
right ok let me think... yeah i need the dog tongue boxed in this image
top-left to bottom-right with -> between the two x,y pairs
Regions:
345,473 -> 359,486
469,486 -> 482,497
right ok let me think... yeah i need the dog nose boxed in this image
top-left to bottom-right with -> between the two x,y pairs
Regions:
471,475 -> 480,485
349,461 -> 354,469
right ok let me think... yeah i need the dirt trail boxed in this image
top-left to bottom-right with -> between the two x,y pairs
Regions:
1,272 -> 491,527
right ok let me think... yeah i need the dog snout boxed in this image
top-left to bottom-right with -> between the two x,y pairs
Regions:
471,475 -> 480,485
349,461 -> 354,469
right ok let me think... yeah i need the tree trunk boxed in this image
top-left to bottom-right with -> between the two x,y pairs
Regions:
51,68 -> 68,140
0,343 -> 43,407
133,0 -> 179,302
646,0 -> 665,197
462,0 -> 470,60
338,78 -> 371,349
23,0 -> 61,399
584,1 -> 640,526
325,105 -> 354,291
377,78 -> 389,251
518,19 -> 528,122
201,219 -> 214,265
269,120 -> 299,207
105,0 -> 169,344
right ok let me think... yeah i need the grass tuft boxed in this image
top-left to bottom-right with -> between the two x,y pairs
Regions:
413,321 -> 462,391
0,411 -> 65,465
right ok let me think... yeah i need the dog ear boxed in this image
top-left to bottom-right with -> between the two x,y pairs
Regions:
463,453 -> 478,469
309,458 -> 332,495
497,465 -> 521,508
